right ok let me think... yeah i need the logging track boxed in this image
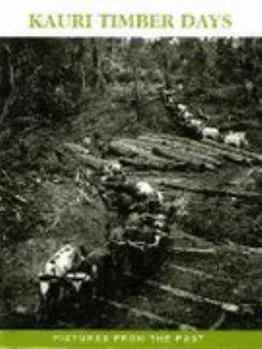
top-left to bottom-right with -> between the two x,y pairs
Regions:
63,132 -> 262,329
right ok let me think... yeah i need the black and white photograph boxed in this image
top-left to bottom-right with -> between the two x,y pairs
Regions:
0,38 -> 261,330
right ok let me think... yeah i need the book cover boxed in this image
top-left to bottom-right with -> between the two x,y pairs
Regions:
0,1 -> 261,348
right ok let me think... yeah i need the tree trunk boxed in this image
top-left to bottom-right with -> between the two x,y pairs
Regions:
132,65 -> 142,122
163,54 -> 172,90
0,44 -> 15,112
90,39 -> 106,91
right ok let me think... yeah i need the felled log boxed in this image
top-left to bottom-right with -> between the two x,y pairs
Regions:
139,135 -> 224,163
139,134 -> 255,165
64,142 -> 91,156
119,157 -> 188,171
109,141 -> 138,158
111,139 -> 189,170
170,246 -> 217,255
124,272 -> 244,314
167,137 -> 250,165
142,279 -> 241,314
114,137 -> 210,172
111,139 -> 156,158
138,134 -> 173,144
151,145 -> 177,160
170,244 -> 262,257
203,139 -> 262,165
160,180 -> 261,202
110,140 -> 167,163
163,145 -> 221,167
134,137 -> 222,168
152,147 -> 216,171
64,142 -> 104,170
134,136 -> 223,169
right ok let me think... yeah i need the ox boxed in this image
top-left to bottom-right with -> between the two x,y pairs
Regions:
83,136 -> 91,148
135,181 -> 154,196
103,161 -> 122,176
111,162 -> 122,174
38,244 -> 88,320
224,132 -> 249,148
184,121 -> 202,140
135,181 -> 163,206
202,127 -> 221,141
179,110 -> 194,125
177,104 -> 187,113
87,244 -> 115,299
189,119 -> 203,128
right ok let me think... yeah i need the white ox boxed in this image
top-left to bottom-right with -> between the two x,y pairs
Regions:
104,161 -> 122,174
177,104 -> 187,113
110,162 -> 122,173
83,137 -> 91,147
40,244 -> 79,277
183,110 -> 194,121
38,244 -> 87,303
224,132 -> 249,148
202,127 -> 220,141
189,119 -> 203,128
135,181 -> 163,204
135,181 -> 154,196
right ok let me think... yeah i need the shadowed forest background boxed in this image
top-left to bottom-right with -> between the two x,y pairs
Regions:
0,38 -> 262,328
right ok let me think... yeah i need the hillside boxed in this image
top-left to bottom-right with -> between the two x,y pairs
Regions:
0,38 -> 262,329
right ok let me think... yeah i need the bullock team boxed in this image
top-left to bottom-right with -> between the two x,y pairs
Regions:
163,89 -> 249,148
38,162 -> 174,323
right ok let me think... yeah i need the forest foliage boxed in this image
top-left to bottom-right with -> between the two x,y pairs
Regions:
1,38 -> 261,135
